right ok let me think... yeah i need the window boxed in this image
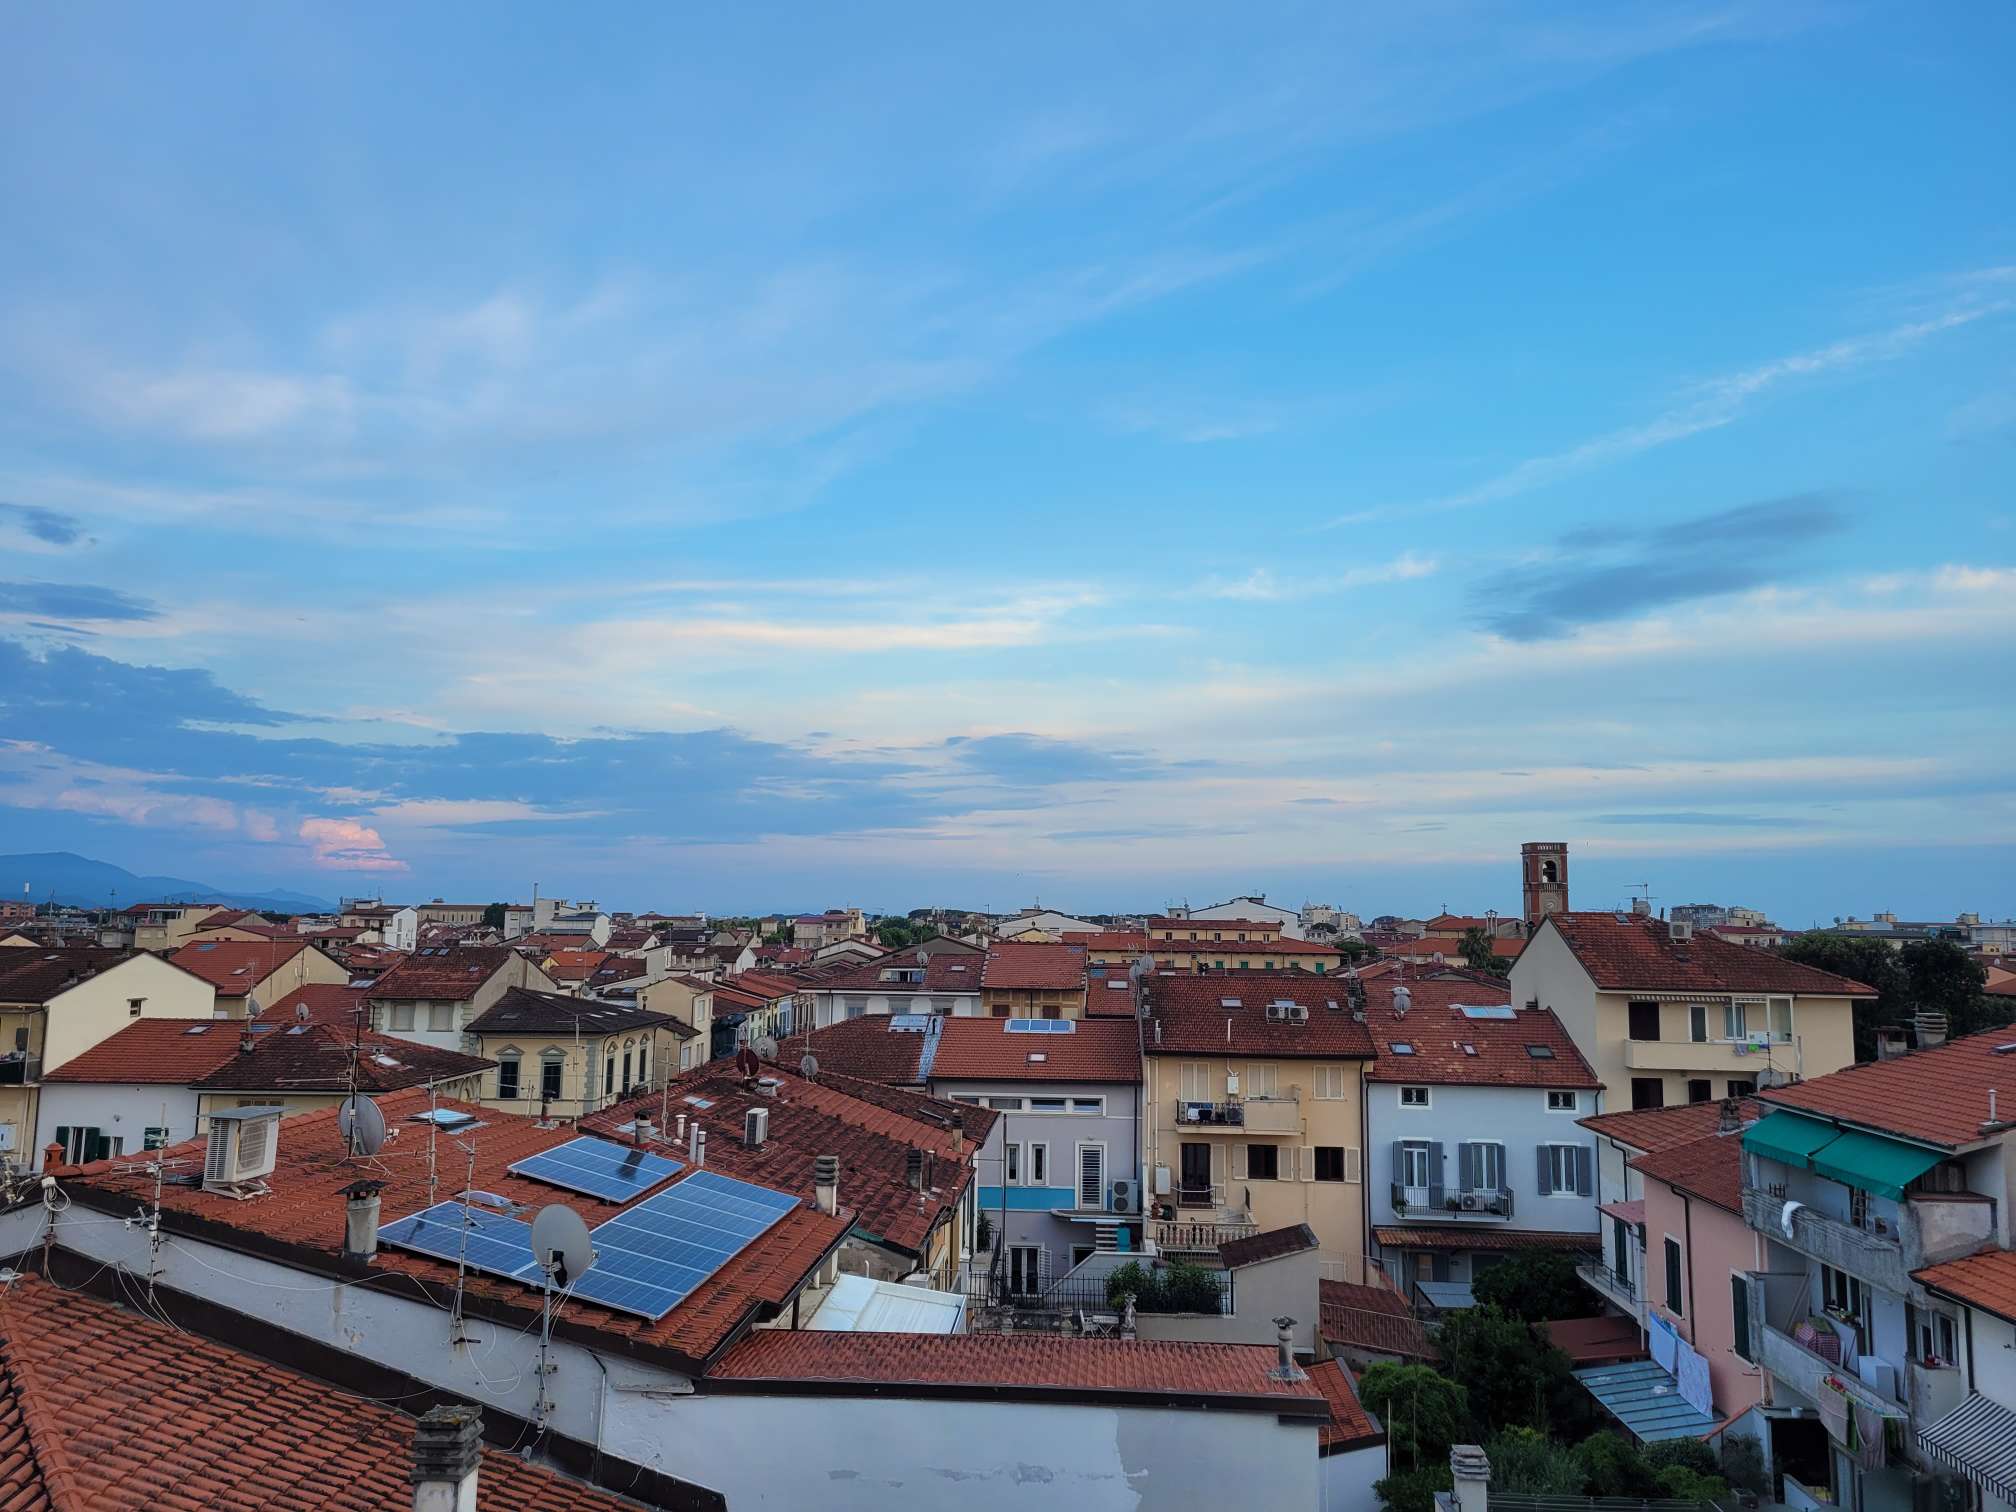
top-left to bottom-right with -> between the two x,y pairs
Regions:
1070,1097 -> 1103,1115
496,1051 -> 521,1100
1919,1311 -> 1958,1366
1390,1042 -> 1415,1056
1689,1002 -> 1708,1042
1076,1144 -> 1106,1208
1628,1001 -> 1661,1041
1027,1097 -> 1067,1114
621,1048 -> 633,1093
1247,1143 -> 1281,1181
990,1003 -> 1010,1018
639,1042 -> 649,1084
1664,1236 -> 1684,1315
1179,1063 -> 1212,1103
1246,1063 -> 1279,1098
390,1003 -> 415,1032
143,1126 -> 169,1150
427,1002 -> 454,1032
1820,1264 -> 1866,1345
1400,1085 -> 1431,1108
1546,1090 -> 1578,1113
1005,1143 -> 1021,1184
127,997 -> 145,1018
1040,1003 -> 1061,1020
1315,1146 -> 1347,1182
1463,1141 -> 1506,1193
1400,1141 -> 1432,1190
1028,1143 -> 1048,1185
1726,1079 -> 1755,1097
1315,1066 -> 1349,1100
1768,998 -> 1793,1043
1542,1143 -> 1591,1196
603,1054 -> 615,1095
1687,1079 -> 1713,1104
540,1052 -> 563,1102
1631,1077 -> 1665,1110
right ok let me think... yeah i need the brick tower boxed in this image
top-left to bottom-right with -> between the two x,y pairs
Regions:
1521,842 -> 1568,929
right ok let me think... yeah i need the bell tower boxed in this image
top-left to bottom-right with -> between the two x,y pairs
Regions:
1521,842 -> 1568,929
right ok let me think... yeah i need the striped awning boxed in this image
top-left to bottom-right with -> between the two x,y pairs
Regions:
1920,1394 -> 2016,1503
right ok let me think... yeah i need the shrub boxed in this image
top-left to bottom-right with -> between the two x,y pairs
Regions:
1159,1261 -> 1224,1314
1486,1427 -> 1587,1496
1358,1363 -> 1467,1470
1720,1433 -> 1770,1494
1104,1261 -> 1157,1311
1375,1465 -> 1453,1512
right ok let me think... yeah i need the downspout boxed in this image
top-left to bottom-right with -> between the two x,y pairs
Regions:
1681,1192 -> 1697,1345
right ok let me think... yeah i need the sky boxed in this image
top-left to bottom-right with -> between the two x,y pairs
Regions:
1,4 -> 2012,922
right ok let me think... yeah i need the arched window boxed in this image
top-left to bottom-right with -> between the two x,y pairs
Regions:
496,1045 -> 523,1100
639,1039 -> 650,1085
540,1047 -> 565,1103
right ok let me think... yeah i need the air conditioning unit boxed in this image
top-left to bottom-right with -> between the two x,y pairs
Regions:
1265,1004 -> 1287,1022
1460,1193 -> 1482,1212
202,1106 -> 282,1198
1489,1193 -> 1512,1215
1668,920 -> 1694,942
1109,1179 -> 1138,1215
1287,1004 -> 1309,1023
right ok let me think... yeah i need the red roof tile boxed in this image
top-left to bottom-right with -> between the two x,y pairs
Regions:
1218,1223 -> 1318,1269
167,937 -> 308,989
0,949 -> 137,1005
1542,912 -> 1877,996
40,1019 -> 240,1085
1629,1129 -> 1747,1213
1145,974 -> 1375,1060
1580,1098 -> 1763,1154
369,947 -> 517,1001
813,946 -> 983,995
0,1276 -> 637,1510
194,1023 -> 493,1094
981,942 -> 1088,991
1062,931 -> 1151,952
1372,1226 -> 1600,1252
1319,1277 -> 1437,1361
1755,1029 -> 2016,1148
257,982 -> 367,1026
773,1019 -> 929,1085
1310,1359 -> 1386,1452
1916,1249 -> 2016,1322
541,948 -> 610,982
929,1017 -> 1141,1083
1147,917 -> 1284,936
707,1330 -> 1327,1411
1359,978 -> 1599,1089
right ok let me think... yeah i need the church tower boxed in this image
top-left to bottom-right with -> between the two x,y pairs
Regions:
1521,842 -> 1568,928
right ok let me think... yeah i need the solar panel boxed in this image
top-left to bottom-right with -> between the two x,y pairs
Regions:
380,1201 -> 540,1283
586,1170 -> 801,1320
508,1136 -> 683,1203
1459,1004 -> 1516,1020
1003,1020 -> 1075,1034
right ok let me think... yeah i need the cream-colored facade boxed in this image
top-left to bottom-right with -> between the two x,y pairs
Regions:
1142,1051 -> 1369,1282
979,981 -> 1089,1019
414,901 -> 488,927
0,954 -> 215,1160
1511,923 -> 1860,1111
195,1074 -> 487,1129
640,977 -> 715,1070
132,905 -> 233,954
465,1021 -> 688,1118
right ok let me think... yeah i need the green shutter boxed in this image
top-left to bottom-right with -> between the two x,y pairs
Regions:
52,1126 -> 69,1161
1731,1273 -> 1753,1361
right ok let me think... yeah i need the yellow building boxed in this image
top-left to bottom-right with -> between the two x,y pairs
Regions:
465,986 -> 695,1117
130,904 -> 234,954
640,974 -> 717,1069
169,938 -> 349,1017
1510,911 -> 1872,1112
1142,973 -> 1373,1281
1119,920 -> 1346,974
979,943 -> 1089,1019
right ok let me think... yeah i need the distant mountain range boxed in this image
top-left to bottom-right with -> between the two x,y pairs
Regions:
0,852 -> 337,915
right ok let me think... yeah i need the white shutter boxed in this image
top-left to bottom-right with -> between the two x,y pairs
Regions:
1299,1146 -> 1316,1182
1211,1141 -> 1228,1185
1231,1142 -> 1248,1181
1345,1146 -> 1363,1184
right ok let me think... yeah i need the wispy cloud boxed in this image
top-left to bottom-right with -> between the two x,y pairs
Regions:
0,581 -> 159,623
1202,552 -> 1439,601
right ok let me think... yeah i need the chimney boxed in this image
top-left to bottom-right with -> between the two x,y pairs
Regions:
690,1127 -> 707,1167
743,1106 -> 769,1148
1450,1445 -> 1492,1512
675,1112 -> 687,1142
951,1110 -> 964,1154
410,1403 -> 482,1512
1717,1098 -> 1743,1135
239,1026 -> 257,1055
636,1117 -> 656,1143
343,1179 -> 385,1259
814,1153 -> 839,1215
41,1143 -> 65,1175
906,1148 -> 924,1191
1267,1316 -> 1306,1383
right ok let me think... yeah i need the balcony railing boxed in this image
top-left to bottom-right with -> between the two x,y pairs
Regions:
1577,1259 -> 1645,1321
1758,1321 -> 1908,1424
1152,1217 -> 1258,1255
0,1056 -> 41,1087
1745,1186 -> 1996,1293
1392,1183 -> 1515,1220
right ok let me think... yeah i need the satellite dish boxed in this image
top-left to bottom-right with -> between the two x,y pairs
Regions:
753,1034 -> 779,1060
799,1052 -> 820,1081
530,1204 -> 596,1290
294,1002 -> 312,1023
735,1045 -> 761,1079
338,1093 -> 386,1156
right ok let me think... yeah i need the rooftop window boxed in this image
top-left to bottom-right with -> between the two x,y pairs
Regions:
1525,1045 -> 1555,1059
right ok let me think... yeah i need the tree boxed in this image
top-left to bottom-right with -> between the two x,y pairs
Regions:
1459,928 -> 1509,977
481,902 -> 506,930
1433,1306 -> 1577,1436
1357,1363 -> 1467,1473
1577,1432 -> 1662,1499
873,917 -> 920,949
1375,1465 -> 1454,1512
1336,937 -> 1374,964
1486,1428 -> 1586,1496
1779,934 -> 1996,1058
1905,939 -> 2001,1038
1469,1251 -> 1588,1323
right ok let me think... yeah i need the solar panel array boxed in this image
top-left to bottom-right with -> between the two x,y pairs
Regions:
1003,1019 -> 1076,1034
507,1135 -> 682,1202
378,1168 -> 802,1323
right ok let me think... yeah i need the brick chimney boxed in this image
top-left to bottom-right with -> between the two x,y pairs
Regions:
410,1403 -> 481,1512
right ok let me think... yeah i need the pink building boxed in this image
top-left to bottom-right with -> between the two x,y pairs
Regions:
1633,1123 -> 1763,1425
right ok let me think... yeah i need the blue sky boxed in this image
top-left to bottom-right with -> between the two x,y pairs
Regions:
1,4 -> 2011,920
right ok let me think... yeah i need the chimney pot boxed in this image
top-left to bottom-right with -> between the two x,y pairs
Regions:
1268,1316 -> 1306,1382
410,1403 -> 482,1512
813,1153 -> 839,1215
1450,1445 -> 1492,1512
344,1184 -> 383,1259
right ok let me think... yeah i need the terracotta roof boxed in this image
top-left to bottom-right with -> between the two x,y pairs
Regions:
1144,974 -> 1375,1060
468,986 -> 687,1038
1541,912 -> 1877,996
929,1018 -> 1140,1083
586,956 -> 647,987
1147,917 -> 1284,936
1373,1226 -> 1600,1252
1541,1315 -> 1648,1366
366,946 -> 516,1001
0,949 -> 135,1005
1916,1249 -> 2016,1323
541,949 -> 610,982
1629,1129 -> 1747,1213
1755,1029 -> 2016,1149
193,1023 -> 493,1093
1580,1098 -> 1763,1154
61,1086 -> 848,1367
812,946 -> 983,995
40,1019 -> 241,1085
1310,1359 -> 1386,1452
981,942 -> 1087,991
0,1276 -> 637,1511
1218,1222 -> 1318,1269
1984,967 -> 2016,999
707,1330 -> 1327,1412
168,937 -> 308,989
190,918 -> 297,941
1062,931 -> 1151,952
257,982 -> 367,1026
1359,979 -> 1599,1089
1598,1198 -> 1647,1226
773,1020 -> 930,1085
725,970 -> 800,1001
1318,1278 -> 1437,1361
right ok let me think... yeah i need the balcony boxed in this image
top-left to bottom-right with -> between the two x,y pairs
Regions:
1758,1320 -> 1908,1422
1390,1184 -> 1515,1222
1745,1186 -> 1997,1294
1624,1036 -> 1789,1073
1171,1092 -> 1303,1136
1910,1358 -> 1966,1427
0,1056 -> 40,1088
1151,1215 -> 1258,1257
1577,1259 -> 1646,1323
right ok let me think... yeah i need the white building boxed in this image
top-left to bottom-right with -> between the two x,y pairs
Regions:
383,905 -> 419,953
1175,897 -> 1305,940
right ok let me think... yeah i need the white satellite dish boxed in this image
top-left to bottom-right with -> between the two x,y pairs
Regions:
338,1093 -> 387,1156
529,1204 -> 596,1289
294,1001 -> 312,1023
753,1034 -> 779,1060
799,1052 -> 820,1080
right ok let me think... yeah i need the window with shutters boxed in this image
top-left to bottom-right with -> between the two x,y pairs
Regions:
1664,1236 -> 1684,1315
1315,1065 -> 1349,1100
1076,1144 -> 1106,1208
390,1002 -> 415,1032
1179,1063 -> 1211,1103
1399,1141 -> 1431,1193
1542,1143 -> 1591,1196
1247,1143 -> 1281,1180
1247,1063 -> 1279,1098
1315,1147 -> 1346,1181
428,1002 -> 454,1032
1464,1142 -> 1506,1193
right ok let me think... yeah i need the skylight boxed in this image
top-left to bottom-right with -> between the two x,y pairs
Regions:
1525,1045 -> 1555,1059
1459,1004 -> 1516,1020
1106,979 -> 1129,990
1390,1042 -> 1415,1055
1461,1043 -> 1478,1056
1220,997 -> 1242,1008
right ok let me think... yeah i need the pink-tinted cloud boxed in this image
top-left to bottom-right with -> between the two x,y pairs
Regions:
298,815 -> 407,872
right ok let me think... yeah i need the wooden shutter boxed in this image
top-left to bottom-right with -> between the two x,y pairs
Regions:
1390,1140 -> 1405,1185
1345,1146 -> 1362,1184
1299,1146 -> 1315,1182
1426,1141 -> 1444,1207
1231,1143 -> 1248,1181
1537,1144 -> 1553,1196
1731,1273 -> 1753,1361
1576,1144 -> 1595,1197
1211,1141 -> 1227,1186
1457,1143 -> 1476,1192
1077,1145 -> 1105,1208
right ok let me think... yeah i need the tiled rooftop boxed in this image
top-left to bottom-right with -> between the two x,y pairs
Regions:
1628,1128 -> 1747,1213
980,942 -> 1088,992
192,1022 -> 494,1094
1543,912 -> 1877,996
1756,1029 -> 2016,1148
929,1017 -> 1141,1083
0,948 -> 136,1005
1372,1226 -> 1600,1252
708,1330 -> 1328,1411
468,986 -> 688,1038
1916,1249 -> 2016,1323
774,1018 -> 931,1086
1318,1278 -> 1437,1361
1217,1222 -> 1318,1269
1146,917 -> 1285,937
1579,1098 -> 1763,1154
257,981 -> 368,1026
0,1275 -> 638,1511
1360,977 -> 1600,1089
1310,1359 -> 1386,1452
368,946 -> 516,1001
1144,974 -> 1375,1060
167,937 -> 309,989
40,1019 -> 240,1086
813,946 -> 983,994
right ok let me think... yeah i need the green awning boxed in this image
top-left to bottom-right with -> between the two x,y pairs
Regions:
1811,1129 -> 1943,1200
1742,1110 -> 1843,1169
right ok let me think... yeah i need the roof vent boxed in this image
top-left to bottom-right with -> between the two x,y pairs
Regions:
202,1106 -> 282,1198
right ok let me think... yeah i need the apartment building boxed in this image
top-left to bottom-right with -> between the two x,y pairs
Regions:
804,944 -> 983,1026
1512,911 -> 1873,1111
463,986 -> 693,1117
168,937 -> 348,1017
979,942 -> 1089,1019
1142,973 -> 1372,1282
366,946 -> 556,1053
